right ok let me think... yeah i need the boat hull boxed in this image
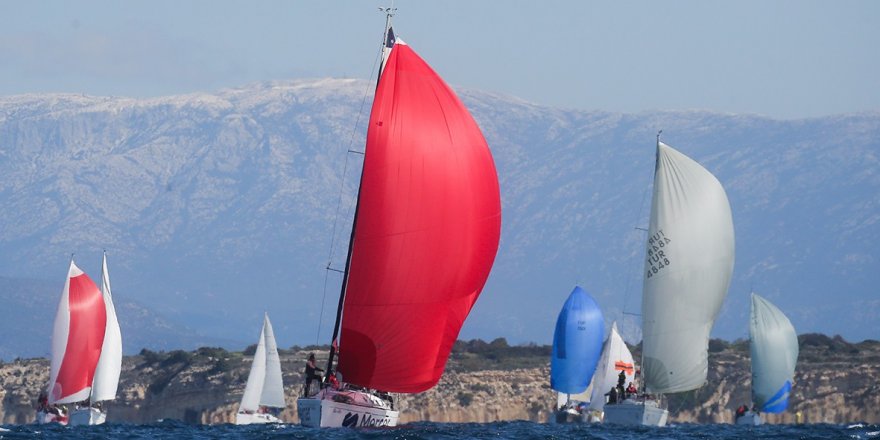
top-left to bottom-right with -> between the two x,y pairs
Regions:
35,410 -> 68,425
235,411 -> 281,425
68,407 -> 106,426
602,398 -> 668,426
735,411 -> 763,425
297,390 -> 398,428
554,408 -> 602,423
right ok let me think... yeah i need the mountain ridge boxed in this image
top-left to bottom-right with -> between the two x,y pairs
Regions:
0,78 -> 877,358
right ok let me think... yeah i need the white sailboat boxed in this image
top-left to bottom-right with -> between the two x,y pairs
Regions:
735,293 -> 798,425
586,322 -> 635,421
604,138 -> 735,426
236,313 -> 286,424
296,10 -> 501,428
40,252 -> 122,426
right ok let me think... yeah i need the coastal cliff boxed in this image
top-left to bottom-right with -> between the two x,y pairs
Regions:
2,336 -> 877,425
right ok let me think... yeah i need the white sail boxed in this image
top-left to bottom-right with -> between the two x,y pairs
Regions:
240,314 -> 285,412
557,383 -> 593,409
640,141 -> 735,394
589,322 -> 635,410
91,252 -> 123,402
47,261 -> 78,403
260,314 -> 285,408
750,293 -> 798,412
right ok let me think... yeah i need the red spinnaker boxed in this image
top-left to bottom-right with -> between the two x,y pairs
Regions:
53,270 -> 106,401
337,42 -> 502,393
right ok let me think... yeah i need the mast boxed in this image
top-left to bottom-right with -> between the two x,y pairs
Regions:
640,130 -> 662,393
324,7 -> 397,379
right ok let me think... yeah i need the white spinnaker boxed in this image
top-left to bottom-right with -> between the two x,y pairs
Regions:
260,314 -> 285,408
589,322 -> 635,410
47,261 -> 77,404
91,252 -> 123,402
750,293 -> 798,409
641,141 -> 735,394
240,319 -> 269,412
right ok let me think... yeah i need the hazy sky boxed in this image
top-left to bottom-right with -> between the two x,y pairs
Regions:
2,0 -> 878,119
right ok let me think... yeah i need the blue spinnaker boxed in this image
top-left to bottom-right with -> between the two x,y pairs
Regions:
550,286 -> 605,395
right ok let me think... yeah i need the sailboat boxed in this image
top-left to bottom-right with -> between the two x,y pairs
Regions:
735,293 -> 798,425
603,138 -> 735,426
39,252 -> 123,426
296,11 -> 501,428
551,286 -> 605,423
586,321 -> 635,421
236,313 -> 286,424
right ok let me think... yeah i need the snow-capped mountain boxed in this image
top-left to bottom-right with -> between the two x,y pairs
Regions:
0,78 -> 877,358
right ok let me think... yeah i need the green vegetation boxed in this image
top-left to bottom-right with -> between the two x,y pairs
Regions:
456,391 -> 474,407
448,338 -> 551,372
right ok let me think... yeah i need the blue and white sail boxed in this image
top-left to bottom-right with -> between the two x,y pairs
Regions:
750,293 -> 798,413
551,286 -> 605,396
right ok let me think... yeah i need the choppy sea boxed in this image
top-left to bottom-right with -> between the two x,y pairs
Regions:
0,420 -> 877,439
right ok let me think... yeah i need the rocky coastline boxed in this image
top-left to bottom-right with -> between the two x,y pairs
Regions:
1,335 -> 877,425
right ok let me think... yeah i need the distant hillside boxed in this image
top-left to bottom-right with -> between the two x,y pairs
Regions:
1,79 -> 878,358
1,335 -> 877,425
0,276 -> 237,359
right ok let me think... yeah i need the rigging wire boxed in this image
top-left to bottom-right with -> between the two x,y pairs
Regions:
617,140 -> 655,340
313,24 -> 387,346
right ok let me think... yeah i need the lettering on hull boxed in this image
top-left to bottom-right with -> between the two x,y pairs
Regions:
341,411 -> 392,428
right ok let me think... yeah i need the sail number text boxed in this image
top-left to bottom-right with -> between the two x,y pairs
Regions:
646,229 -> 671,279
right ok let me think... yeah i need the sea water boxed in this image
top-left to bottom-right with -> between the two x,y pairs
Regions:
0,420 -> 876,439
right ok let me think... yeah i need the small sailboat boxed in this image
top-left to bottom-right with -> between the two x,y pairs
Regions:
735,293 -> 799,425
39,252 -> 123,426
551,286 -> 605,423
586,321 -> 635,420
603,138 -> 735,427
296,10 -> 501,429
236,313 -> 286,424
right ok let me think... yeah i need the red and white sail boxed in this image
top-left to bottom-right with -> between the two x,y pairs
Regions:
47,261 -> 107,404
336,39 -> 502,393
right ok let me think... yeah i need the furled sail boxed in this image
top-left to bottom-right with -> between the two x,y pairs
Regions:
640,141 -> 735,394
551,286 -> 605,395
588,321 -> 635,410
90,252 -> 122,402
48,261 -> 107,404
336,40 -> 502,393
750,293 -> 798,413
240,314 -> 285,411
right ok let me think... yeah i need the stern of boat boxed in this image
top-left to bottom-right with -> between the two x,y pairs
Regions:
602,398 -> 668,427
68,407 -> 106,426
735,411 -> 763,425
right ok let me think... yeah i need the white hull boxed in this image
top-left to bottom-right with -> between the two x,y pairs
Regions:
69,407 -> 106,426
735,411 -> 763,425
297,389 -> 398,428
602,398 -> 668,427
235,411 -> 281,425
35,409 -> 68,425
